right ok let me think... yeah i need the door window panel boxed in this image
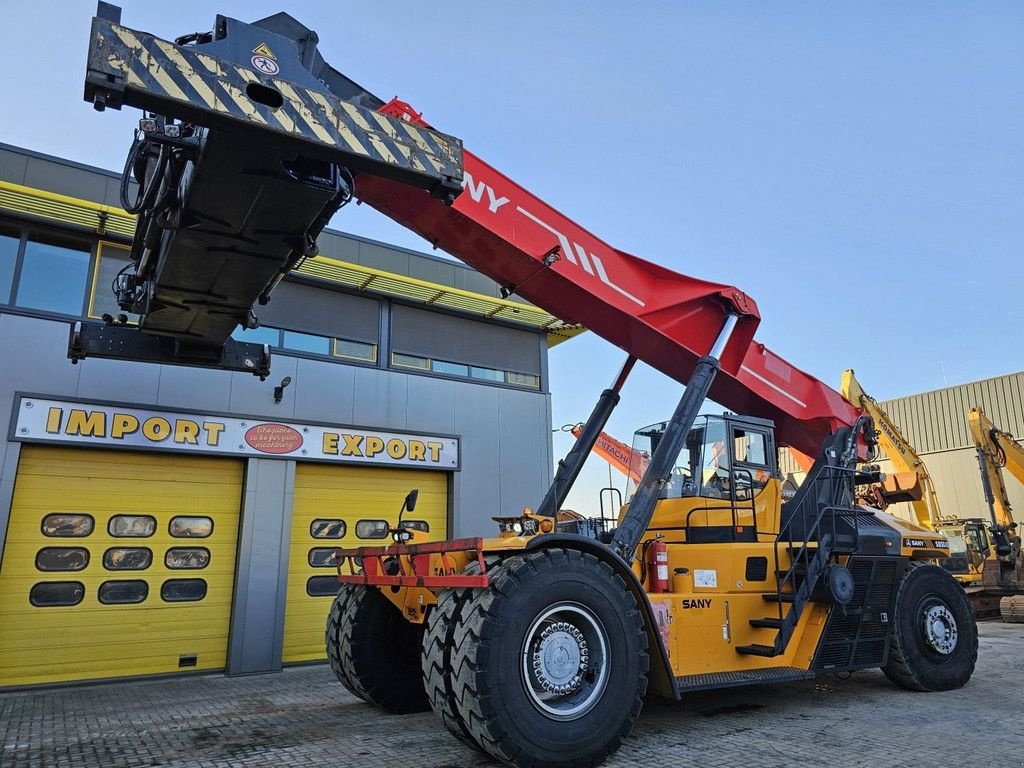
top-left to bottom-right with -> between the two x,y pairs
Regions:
103,547 -> 152,570
98,580 -> 149,605
165,548 -> 210,569
41,514 -> 94,537
30,582 -> 85,607
306,575 -> 339,597
161,579 -> 207,602
169,516 -> 213,538
108,515 -> 156,537
310,519 -> 346,539
35,547 -> 90,572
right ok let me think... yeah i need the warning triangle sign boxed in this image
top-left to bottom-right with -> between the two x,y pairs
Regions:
252,43 -> 276,59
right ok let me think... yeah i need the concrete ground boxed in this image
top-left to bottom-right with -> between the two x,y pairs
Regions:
2,622 -> 1022,768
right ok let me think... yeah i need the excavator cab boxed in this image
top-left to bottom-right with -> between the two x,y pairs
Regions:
937,521 -> 991,575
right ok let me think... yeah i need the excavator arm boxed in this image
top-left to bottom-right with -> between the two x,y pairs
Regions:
969,407 -> 1024,532
840,369 -> 943,529
71,5 -> 861,459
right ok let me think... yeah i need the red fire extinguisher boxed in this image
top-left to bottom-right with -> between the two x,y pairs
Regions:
648,536 -> 669,593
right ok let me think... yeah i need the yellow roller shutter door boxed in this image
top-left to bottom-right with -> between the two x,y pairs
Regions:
283,464 -> 448,663
0,445 -> 243,687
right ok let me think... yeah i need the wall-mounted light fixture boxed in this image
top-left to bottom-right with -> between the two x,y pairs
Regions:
273,376 -> 292,404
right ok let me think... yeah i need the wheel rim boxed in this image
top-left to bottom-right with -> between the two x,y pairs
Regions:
920,598 -> 958,656
520,601 -> 609,721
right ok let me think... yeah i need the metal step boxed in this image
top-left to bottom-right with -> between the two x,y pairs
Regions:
749,617 -> 783,629
735,643 -> 780,657
677,666 -> 814,692
763,592 -> 795,603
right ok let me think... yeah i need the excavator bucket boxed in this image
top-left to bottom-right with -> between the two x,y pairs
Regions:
878,471 -> 924,504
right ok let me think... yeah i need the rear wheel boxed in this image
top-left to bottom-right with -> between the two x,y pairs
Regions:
883,562 -> 978,692
326,584 -> 367,701
327,584 -> 429,713
449,548 -> 648,767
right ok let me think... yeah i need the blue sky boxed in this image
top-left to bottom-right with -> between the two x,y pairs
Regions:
1,2 -> 1020,516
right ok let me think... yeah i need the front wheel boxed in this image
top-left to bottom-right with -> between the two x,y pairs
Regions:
883,562 -> 978,691
449,548 -> 649,767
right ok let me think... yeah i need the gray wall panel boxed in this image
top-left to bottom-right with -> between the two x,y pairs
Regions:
451,386 -> 500,535
0,148 -> 28,185
352,366 -> 408,430
358,241 -> 409,275
498,387 -> 554,516
77,356 -> 161,405
406,376 -> 455,434
23,159 -> 108,205
290,357 -> 356,424
155,364 -> 234,413
228,458 -> 294,675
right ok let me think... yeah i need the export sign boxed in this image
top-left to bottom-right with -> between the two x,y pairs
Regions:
11,396 -> 459,469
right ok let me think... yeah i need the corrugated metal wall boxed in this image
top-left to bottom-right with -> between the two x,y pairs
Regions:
780,371 -> 1024,525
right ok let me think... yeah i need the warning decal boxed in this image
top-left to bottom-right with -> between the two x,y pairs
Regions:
252,42 -> 276,58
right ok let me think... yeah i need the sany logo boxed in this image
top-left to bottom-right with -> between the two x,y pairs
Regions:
462,171 -> 645,307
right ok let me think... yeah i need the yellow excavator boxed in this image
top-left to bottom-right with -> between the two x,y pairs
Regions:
841,370 -> 1021,617
968,407 -> 1024,621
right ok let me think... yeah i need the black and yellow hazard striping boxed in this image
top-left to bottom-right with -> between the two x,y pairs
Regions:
85,19 -> 462,190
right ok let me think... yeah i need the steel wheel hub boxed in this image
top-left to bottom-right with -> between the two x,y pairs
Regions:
532,622 -> 589,695
923,604 -> 958,655
521,602 -> 609,721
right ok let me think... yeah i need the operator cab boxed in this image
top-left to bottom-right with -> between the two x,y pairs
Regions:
627,414 -> 778,503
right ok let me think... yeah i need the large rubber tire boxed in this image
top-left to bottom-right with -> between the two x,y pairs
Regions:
421,556 -> 498,752
883,562 -> 978,692
326,584 -> 368,701
422,587 -> 478,747
328,584 -> 430,713
450,548 -> 649,767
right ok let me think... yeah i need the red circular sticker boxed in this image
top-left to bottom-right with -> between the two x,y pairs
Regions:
244,423 -> 303,454
251,55 -> 279,75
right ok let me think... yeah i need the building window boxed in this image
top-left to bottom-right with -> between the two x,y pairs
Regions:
30,581 -> 85,607
88,242 -> 138,322
231,325 -> 280,347
334,338 -> 377,362
0,228 -> 19,304
35,547 -> 90,572
169,516 -> 213,538
15,235 -> 91,315
108,515 -> 156,538
41,513 -> 94,538
161,579 -> 207,602
98,580 -> 149,605
470,366 -> 504,383
282,330 -> 331,355
392,352 -> 430,370
433,360 -> 469,377
103,547 -> 152,570
506,371 -> 541,389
